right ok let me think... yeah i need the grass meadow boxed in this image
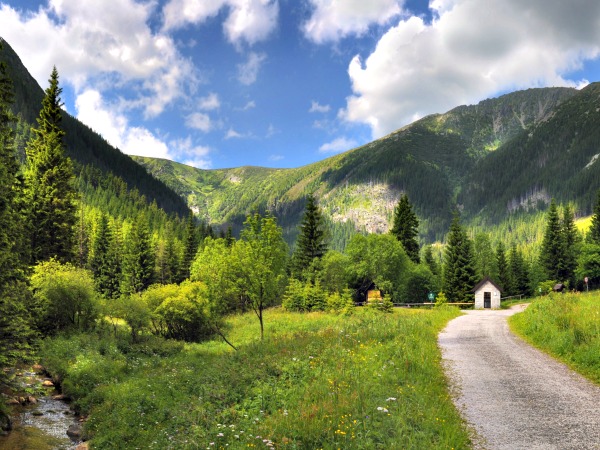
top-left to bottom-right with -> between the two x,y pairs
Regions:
41,306 -> 471,449
509,291 -> 600,384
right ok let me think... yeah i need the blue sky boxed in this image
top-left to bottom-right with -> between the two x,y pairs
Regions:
1,1 -> 600,170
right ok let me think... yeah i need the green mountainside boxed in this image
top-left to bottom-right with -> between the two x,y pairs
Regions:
0,38 -> 189,218
135,86 -> 581,245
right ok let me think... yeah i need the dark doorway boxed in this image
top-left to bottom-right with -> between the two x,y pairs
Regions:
484,292 -> 491,308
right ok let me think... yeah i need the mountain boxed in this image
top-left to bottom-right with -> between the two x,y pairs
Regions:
0,37 -> 189,218
135,86 -> 582,245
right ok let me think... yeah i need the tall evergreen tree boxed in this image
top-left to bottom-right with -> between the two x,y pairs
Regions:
539,199 -> 563,281
292,194 -> 328,279
25,67 -> 77,264
89,213 -> 121,298
589,189 -> 600,244
495,242 -> 511,293
181,213 -> 199,281
443,213 -> 478,302
560,204 -> 578,287
0,41 -> 35,389
390,194 -> 420,263
0,43 -> 25,285
122,214 -> 155,294
508,244 -> 530,296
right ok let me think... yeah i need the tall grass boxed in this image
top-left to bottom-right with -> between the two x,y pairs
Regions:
41,307 -> 471,449
509,292 -> 600,384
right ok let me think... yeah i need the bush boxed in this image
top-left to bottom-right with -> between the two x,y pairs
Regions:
435,291 -> 448,307
153,281 -> 213,342
30,259 -> 99,333
326,289 -> 355,314
367,293 -> 394,312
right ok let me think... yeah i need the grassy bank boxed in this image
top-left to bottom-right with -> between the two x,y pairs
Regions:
509,292 -> 600,384
40,307 -> 470,449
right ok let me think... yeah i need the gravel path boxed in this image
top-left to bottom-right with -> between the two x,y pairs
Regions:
438,305 -> 600,450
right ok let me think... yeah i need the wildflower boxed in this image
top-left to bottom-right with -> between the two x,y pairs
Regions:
218,433 -> 224,437
376,407 -> 389,413
386,397 -> 397,402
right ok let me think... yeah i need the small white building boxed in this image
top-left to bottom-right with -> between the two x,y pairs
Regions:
472,277 -> 502,309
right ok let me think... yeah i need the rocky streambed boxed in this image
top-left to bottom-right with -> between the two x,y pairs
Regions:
0,366 -> 87,450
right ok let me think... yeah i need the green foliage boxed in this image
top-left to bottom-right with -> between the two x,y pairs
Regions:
390,194 -> 420,263
326,289 -> 355,314
443,214 -> 478,302
25,67 -> 77,264
291,193 -> 329,279
236,213 -> 288,339
153,281 -> 213,342
589,189 -> 600,244
318,250 -> 350,294
403,264 -> 436,303
495,242 -> 511,293
510,292 -> 600,384
536,280 -> 557,296
39,307 -> 470,449
282,279 -> 329,312
367,293 -> 394,312
121,213 -> 155,294
435,291 -> 448,307
89,213 -> 121,298
346,233 -> 412,301
30,259 -> 98,333
508,244 -> 530,296
576,243 -> 600,289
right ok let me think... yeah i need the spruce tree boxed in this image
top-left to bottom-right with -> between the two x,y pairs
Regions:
0,43 -> 35,388
292,193 -> 328,279
0,46 -> 23,284
122,214 -> 155,294
589,189 -> 600,244
495,242 -> 511,294
390,194 -> 420,263
181,213 -> 198,281
443,213 -> 478,302
560,204 -> 578,287
539,199 -> 564,281
508,244 -> 530,296
89,213 -> 121,298
25,67 -> 77,264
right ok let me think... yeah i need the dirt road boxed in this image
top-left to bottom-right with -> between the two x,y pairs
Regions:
438,305 -> 600,449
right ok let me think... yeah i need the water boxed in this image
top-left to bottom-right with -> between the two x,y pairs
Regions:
0,371 -> 82,450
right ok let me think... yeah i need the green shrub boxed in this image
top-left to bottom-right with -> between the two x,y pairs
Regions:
30,259 -> 99,333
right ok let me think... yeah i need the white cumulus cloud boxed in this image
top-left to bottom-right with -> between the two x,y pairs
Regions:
185,112 -> 213,132
75,89 -> 173,159
341,0 -> 600,138
319,136 -> 358,154
0,0 -> 195,118
163,0 -> 279,46
303,0 -> 401,43
198,93 -> 221,110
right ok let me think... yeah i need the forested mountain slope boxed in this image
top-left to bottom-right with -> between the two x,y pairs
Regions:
462,82 -> 600,220
0,38 -> 189,217
136,86 -> 578,243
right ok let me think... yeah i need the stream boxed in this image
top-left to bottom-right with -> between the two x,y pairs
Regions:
0,369 -> 83,450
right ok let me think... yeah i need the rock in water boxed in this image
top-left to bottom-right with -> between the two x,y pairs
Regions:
0,411 -> 12,433
67,423 -> 82,439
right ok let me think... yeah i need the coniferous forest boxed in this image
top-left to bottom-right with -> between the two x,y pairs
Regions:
1,36 -> 600,449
